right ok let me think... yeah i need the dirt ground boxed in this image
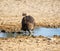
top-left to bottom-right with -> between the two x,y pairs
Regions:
0,0 -> 60,51
0,36 -> 60,51
0,0 -> 60,32
0,16 -> 60,32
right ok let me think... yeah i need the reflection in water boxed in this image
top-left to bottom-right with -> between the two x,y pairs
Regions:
0,27 -> 60,38
0,32 -> 14,38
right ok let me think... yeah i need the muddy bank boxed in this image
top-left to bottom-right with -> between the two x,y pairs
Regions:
0,36 -> 60,51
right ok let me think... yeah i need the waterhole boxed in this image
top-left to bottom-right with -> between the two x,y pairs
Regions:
0,27 -> 60,38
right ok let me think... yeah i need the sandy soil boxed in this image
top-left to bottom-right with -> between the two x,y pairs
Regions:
0,0 -> 60,32
0,36 -> 60,51
0,16 -> 60,32
0,0 -> 60,51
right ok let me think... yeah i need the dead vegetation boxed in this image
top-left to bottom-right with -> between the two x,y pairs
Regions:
0,36 -> 60,51
0,16 -> 60,32
0,0 -> 60,32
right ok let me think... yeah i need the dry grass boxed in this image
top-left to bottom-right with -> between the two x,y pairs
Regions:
0,0 -> 60,32
35,17 -> 60,28
0,0 -> 60,51
0,36 -> 60,51
0,16 -> 60,32
0,16 -> 22,32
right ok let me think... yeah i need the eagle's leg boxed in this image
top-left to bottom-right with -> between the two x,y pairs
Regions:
28,30 -> 33,36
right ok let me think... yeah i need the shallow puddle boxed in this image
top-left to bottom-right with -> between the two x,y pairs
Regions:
33,27 -> 60,37
0,27 -> 60,38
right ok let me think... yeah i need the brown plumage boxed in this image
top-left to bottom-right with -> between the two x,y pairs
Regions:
21,13 -> 35,35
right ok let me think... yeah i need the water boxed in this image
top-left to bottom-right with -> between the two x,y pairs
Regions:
0,32 -> 15,38
33,27 -> 60,37
0,27 -> 60,38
